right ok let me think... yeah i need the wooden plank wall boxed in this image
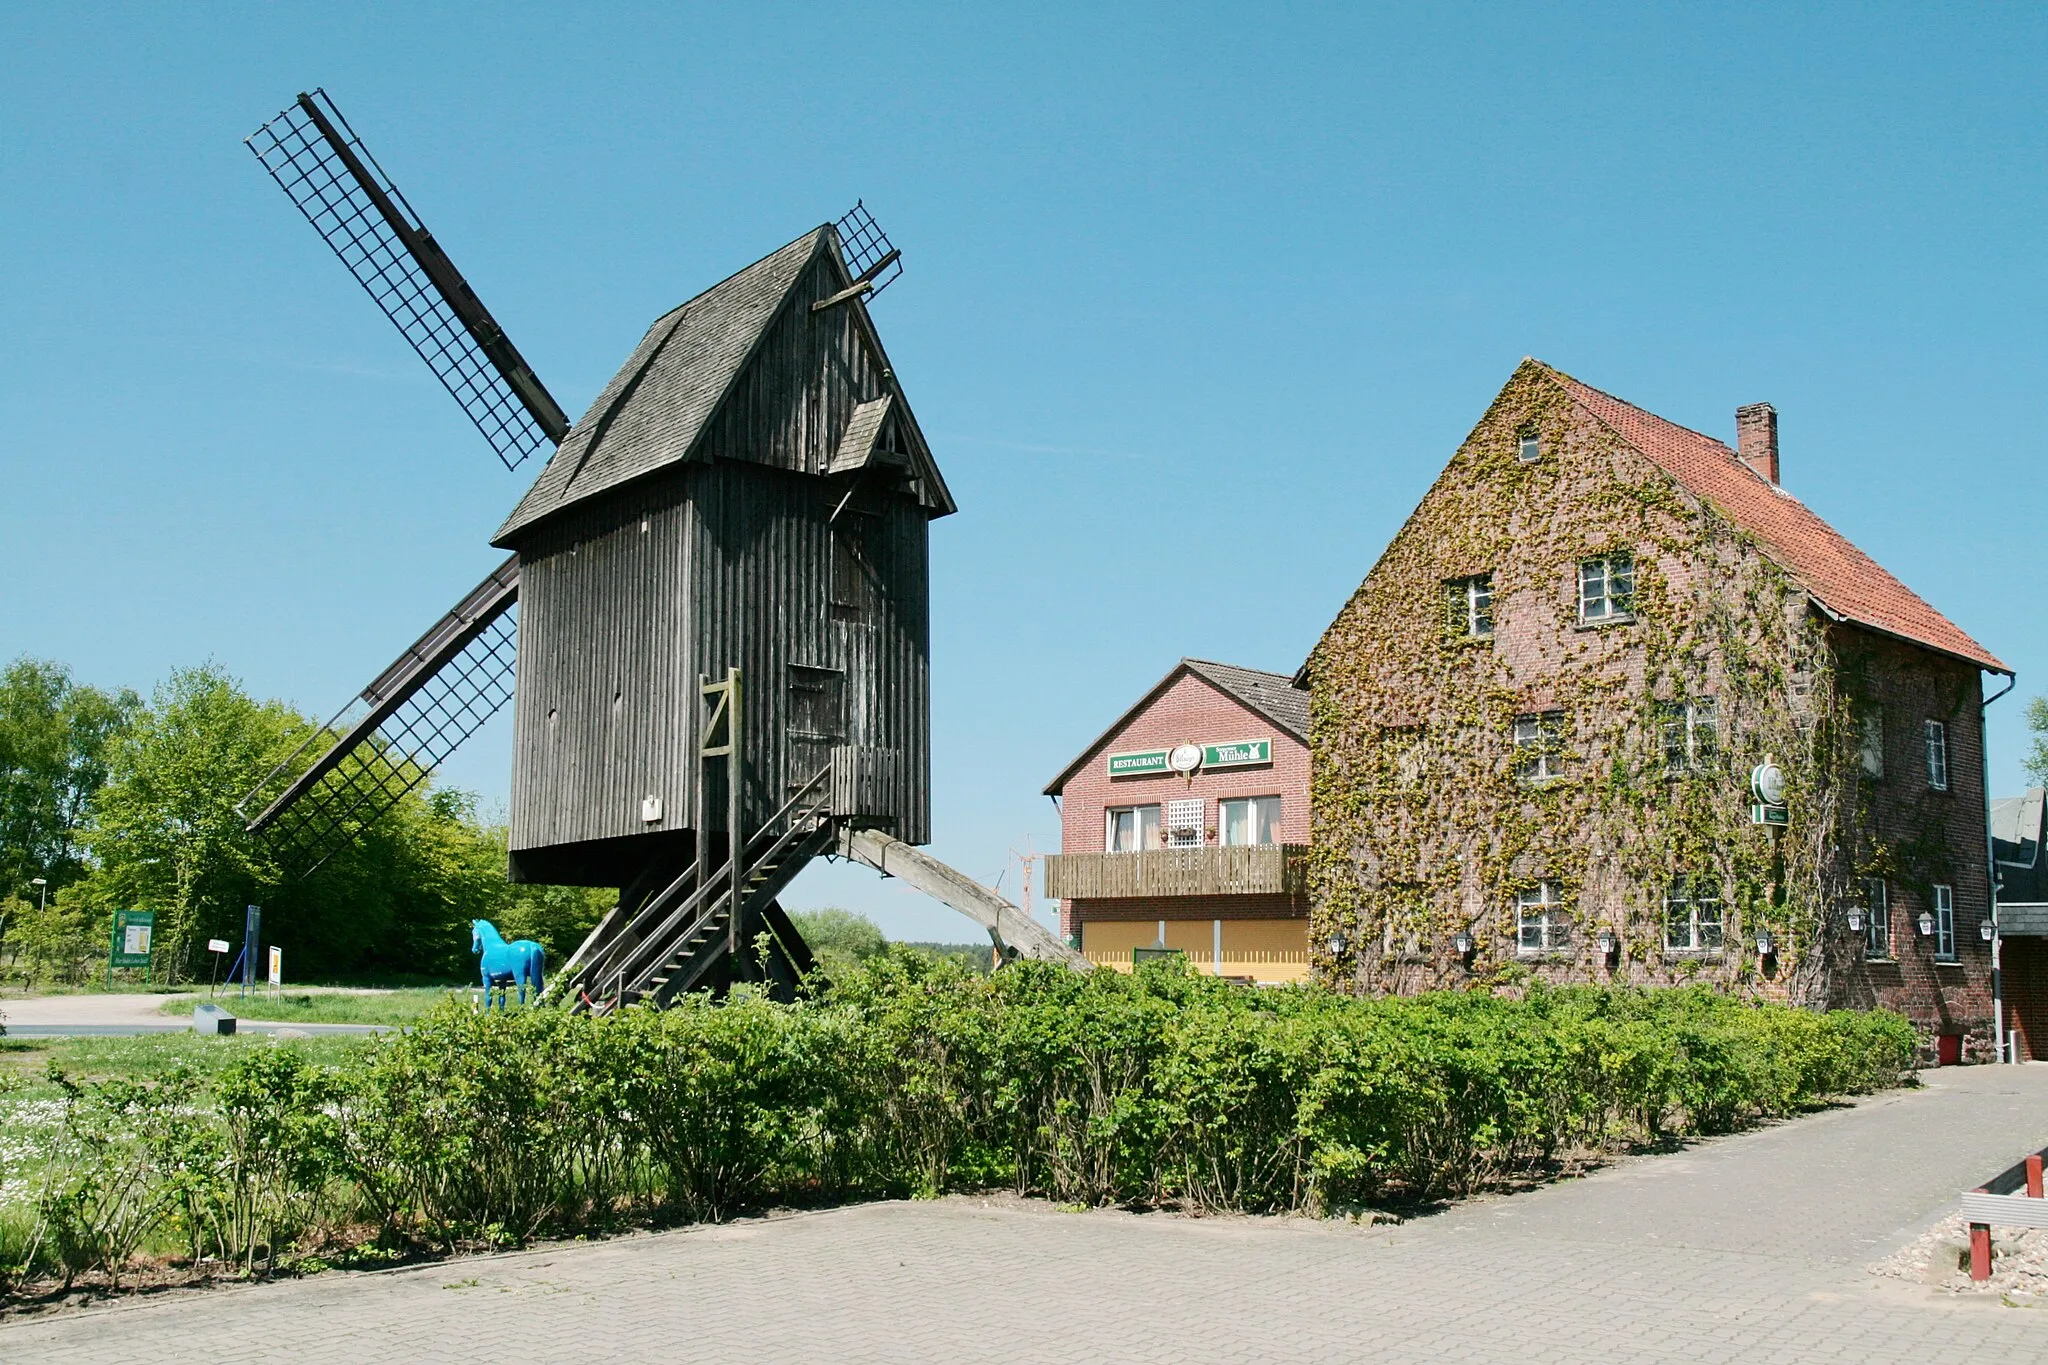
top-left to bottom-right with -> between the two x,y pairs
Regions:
508,472 -> 696,855
508,245 -> 934,876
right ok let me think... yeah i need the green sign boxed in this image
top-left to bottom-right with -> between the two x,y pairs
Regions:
1750,803 -> 1789,827
1202,739 -> 1272,769
1107,748 -> 1170,777
110,908 -> 154,969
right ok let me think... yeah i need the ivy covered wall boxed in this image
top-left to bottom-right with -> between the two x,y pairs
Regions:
1304,361 -> 1988,1043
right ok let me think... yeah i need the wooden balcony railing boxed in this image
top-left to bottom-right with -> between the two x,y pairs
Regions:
1043,844 -> 1308,900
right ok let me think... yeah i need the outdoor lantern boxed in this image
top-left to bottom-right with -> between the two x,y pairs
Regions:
1596,928 -> 1617,960
1981,919 -> 1996,942
1755,929 -> 1775,958
1453,930 -> 1476,959
1327,930 -> 1349,958
1918,911 -> 1936,938
1846,907 -> 1866,933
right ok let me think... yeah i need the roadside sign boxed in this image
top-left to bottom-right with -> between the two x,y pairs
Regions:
207,938 -> 230,954
267,945 -> 283,987
110,909 -> 154,968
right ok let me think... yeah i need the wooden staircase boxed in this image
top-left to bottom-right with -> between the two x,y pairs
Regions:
549,766 -> 832,1012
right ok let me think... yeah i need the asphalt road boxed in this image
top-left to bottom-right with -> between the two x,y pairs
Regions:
0,991 -> 385,1036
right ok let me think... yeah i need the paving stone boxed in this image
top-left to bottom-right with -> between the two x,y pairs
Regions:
4,1067 -> 2047,1362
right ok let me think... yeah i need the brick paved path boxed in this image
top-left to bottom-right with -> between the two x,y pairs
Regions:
6,1065 -> 2046,1362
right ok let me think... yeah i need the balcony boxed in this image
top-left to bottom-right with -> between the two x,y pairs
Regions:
1043,844 -> 1308,900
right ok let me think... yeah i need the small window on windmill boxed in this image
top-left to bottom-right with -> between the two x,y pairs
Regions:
831,515 -> 878,619
787,665 -> 845,740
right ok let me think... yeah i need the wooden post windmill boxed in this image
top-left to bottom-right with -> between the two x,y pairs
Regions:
237,91 -> 1079,1007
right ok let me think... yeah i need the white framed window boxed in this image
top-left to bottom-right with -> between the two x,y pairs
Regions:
1658,698 -> 1720,773
1517,432 -> 1543,464
1513,710 -> 1566,783
1578,553 -> 1635,624
1933,884 -> 1956,961
1444,574 -> 1494,638
1857,706 -> 1885,778
1863,878 -> 1890,960
1664,875 -> 1724,951
1924,720 -> 1949,791
1165,798 -> 1204,848
1219,796 -> 1282,847
1517,882 -> 1570,954
1106,805 -> 1161,853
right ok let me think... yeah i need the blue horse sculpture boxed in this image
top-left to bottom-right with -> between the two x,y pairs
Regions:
471,920 -> 546,1009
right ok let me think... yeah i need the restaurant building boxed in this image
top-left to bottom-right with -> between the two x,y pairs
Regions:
1041,659 -> 1311,981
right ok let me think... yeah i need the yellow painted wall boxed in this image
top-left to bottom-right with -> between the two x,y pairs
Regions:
1080,918 -> 1310,984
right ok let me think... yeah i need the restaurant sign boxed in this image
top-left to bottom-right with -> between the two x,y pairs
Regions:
1202,739 -> 1272,769
1110,739 -> 1272,776
1107,748 -> 1171,777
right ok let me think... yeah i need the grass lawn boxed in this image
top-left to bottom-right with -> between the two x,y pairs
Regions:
0,1029 -> 373,1094
152,986 -> 466,1026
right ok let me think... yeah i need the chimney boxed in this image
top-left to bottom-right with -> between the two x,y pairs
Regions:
1736,403 -> 1778,485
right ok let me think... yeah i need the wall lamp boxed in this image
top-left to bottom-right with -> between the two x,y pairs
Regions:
1845,907 -> 1866,933
1452,931 -> 1476,963
1326,930 -> 1349,959
1755,929 -> 1775,959
1595,929 -> 1618,966
1917,911 -> 1936,938
1980,919 -> 1996,943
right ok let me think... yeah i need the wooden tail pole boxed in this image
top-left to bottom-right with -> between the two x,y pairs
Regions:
1970,1213 -> 1992,1281
2028,1154 -> 2044,1200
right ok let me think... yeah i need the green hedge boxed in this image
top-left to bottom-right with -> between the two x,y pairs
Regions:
1,956 -> 1915,1287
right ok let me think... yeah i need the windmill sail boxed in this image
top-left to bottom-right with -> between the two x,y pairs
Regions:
246,90 -> 570,470
240,557 -> 520,878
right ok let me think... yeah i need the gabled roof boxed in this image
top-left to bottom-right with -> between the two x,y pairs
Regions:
1043,658 -> 1309,795
1539,363 -> 2006,673
494,227 -> 952,544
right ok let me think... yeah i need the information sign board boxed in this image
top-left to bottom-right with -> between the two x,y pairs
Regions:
110,909 -> 154,969
1107,748 -> 1170,777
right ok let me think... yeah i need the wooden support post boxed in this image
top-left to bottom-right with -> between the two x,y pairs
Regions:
2028,1154 -> 2044,1200
1970,1221 -> 1993,1280
727,666 -> 744,974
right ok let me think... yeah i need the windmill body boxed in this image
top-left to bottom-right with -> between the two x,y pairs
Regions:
493,226 -> 951,889
237,91 -> 1080,1006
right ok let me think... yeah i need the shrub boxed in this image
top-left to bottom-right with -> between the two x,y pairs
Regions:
0,969 -> 1918,1295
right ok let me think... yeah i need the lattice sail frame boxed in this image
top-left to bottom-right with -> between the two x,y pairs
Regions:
834,201 -> 903,298
247,90 -> 569,470
240,560 -> 521,879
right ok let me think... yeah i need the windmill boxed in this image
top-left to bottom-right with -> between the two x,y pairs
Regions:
235,91 -> 1077,1006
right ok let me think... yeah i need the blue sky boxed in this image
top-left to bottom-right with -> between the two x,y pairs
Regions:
3,3 -> 2043,939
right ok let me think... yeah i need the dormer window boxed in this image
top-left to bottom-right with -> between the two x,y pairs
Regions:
1517,431 -> 1542,463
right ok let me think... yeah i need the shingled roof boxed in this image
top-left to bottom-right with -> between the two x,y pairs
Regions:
494,227 -> 951,543
1540,363 -> 2006,673
1043,658 -> 1309,795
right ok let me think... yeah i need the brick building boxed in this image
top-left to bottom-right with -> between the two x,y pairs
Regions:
1303,361 -> 2011,1057
1991,788 -> 2048,1059
1042,660 -> 1312,981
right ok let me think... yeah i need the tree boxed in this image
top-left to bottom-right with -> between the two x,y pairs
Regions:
0,657 -> 138,896
84,664 -> 312,978
2026,695 -> 2048,788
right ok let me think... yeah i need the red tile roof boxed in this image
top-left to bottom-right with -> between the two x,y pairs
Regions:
1542,364 -> 2006,673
